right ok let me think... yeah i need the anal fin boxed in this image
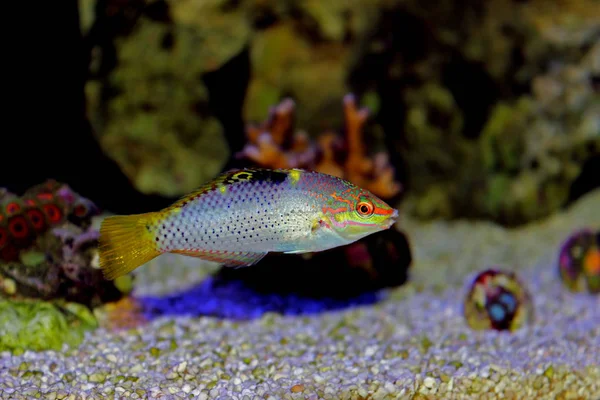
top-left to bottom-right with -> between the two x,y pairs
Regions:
170,249 -> 267,267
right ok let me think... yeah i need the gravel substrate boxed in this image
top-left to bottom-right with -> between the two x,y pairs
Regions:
1,190 -> 599,399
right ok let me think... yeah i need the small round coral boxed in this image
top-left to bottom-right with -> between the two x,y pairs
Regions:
558,228 -> 600,294
463,268 -> 534,332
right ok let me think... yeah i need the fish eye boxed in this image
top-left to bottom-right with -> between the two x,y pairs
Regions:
356,201 -> 374,217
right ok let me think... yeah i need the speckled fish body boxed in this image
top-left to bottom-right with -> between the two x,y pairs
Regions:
98,168 -> 398,280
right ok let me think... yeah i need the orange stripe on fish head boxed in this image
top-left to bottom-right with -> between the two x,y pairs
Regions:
322,188 -> 397,241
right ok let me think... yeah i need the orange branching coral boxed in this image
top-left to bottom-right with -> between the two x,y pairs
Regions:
237,94 -> 402,200
242,98 -> 317,169
341,94 -> 402,199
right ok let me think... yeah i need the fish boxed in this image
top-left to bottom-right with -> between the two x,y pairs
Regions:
98,168 -> 399,280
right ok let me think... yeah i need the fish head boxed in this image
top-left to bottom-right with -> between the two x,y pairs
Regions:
322,187 -> 398,243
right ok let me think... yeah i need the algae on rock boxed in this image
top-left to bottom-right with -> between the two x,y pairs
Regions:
358,0 -> 600,225
85,0 -> 241,196
472,41 -> 600,224
0,182 -> 129,352
0,300 -> 97,353
244,0 -> 384,135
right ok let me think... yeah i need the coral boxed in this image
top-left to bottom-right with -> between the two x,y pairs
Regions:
0,181 -> 139,349
558,228 -> 600,294
463,268 -> 534,332
0,299 -> 97,353
83,0 -> 389,195
0,181 -> 132,322
399,82 -> 471,219
238,94 -> 402,200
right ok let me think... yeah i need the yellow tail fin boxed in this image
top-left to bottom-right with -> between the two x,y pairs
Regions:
98,212 -> 162,280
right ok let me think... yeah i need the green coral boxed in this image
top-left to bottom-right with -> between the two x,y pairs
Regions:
0,300 -> 97,353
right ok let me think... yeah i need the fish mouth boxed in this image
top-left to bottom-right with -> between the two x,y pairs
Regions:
385,209 -> 399,228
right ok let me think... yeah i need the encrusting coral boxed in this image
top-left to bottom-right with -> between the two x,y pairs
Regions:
0,181 -> 134,352
238,94 -> 402,201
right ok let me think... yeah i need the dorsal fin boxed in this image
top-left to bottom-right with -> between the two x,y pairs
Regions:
166,168 -> 293,210
167,168 -> 243,210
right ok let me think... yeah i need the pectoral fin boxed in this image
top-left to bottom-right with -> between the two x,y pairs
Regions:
170,249 -> 267,267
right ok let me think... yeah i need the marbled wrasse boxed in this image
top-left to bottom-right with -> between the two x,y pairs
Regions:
98,168 -> 398,280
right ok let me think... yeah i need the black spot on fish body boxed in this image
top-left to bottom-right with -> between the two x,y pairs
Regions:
225,169 -> 288,186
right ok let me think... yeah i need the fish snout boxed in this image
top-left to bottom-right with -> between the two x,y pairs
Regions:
385,209 -> 399,228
